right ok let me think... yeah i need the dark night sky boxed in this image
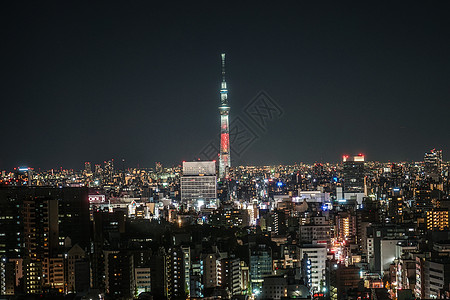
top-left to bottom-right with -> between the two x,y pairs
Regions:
2,2 -> 450,170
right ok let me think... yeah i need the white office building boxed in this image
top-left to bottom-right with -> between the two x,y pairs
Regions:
181,161 -> 217,210
297,244 -> 327,292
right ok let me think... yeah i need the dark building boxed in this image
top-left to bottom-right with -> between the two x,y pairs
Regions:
249,244 -> 272,291
166,246 -> 188,299
342,154 -> 365,193
414,189 -> 435,214
91,210 -> 127,291
0,259 -> 17,295
104,251 -> 134,299
336,265 -> 361,299
219,257 -> 241,296
272,210 -> 287,236
387,188 -> 405,221
149,247 -> 167,299
0,189 -> 24,258
57,188 -> 90,249
74,259 -> 90,293
66,244 -> 90,294
424,149 -> 443,180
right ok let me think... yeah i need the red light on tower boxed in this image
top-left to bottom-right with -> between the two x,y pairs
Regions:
221,133 -> 229,153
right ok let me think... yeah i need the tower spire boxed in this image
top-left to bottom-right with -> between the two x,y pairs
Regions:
220,53 -> 228,107
221,53 -> 226,83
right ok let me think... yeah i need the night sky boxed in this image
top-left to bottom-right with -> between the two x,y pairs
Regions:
2,2 -> 450,170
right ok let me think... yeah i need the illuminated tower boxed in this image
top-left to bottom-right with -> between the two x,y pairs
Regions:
219,53 -> 230,179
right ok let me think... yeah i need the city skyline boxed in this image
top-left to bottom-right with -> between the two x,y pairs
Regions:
2,149 -> 447,173
1,148 -> 449,298
2,2 -> 450,299
2,2 -> 450,169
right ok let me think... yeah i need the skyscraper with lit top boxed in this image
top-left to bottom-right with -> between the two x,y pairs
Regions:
219,53 -> 230,179
424,149 -> 442,180
342,154 -> 365,193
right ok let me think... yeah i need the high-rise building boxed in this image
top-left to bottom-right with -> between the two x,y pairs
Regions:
415,257 -> 450,299
299,217 -> 331,244
166,247 -> 188,299
57,188 -> 90,249
342,154 -> 365,193
66,244 -> 89,294
426,209 -> 449,231
190,257 -> 204,298
149,247 -> 167,299
181,161 -> 217,210
249,244 -> 272,292
135,267 -> 151,295
414,189 -> 434,213
94,164 -> 102,175
23,257 -> 42,294
219,257 -> 241,296
240,261 -> 250,294
218,53 -> 230,179
202,252 -> 221,289
182,246 -> 191,297
335,211 -> 356,242
104,251 -> 134,298
0,189 -> 24,259
387,188 -> 405,220
104,160 -> 114,183
0,259 -> 17,295
424,149 -> 443,180
84,162 -> 91,174
297,244 -> 327,293
155,162 -> 162,173
22,195 -> 59,260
